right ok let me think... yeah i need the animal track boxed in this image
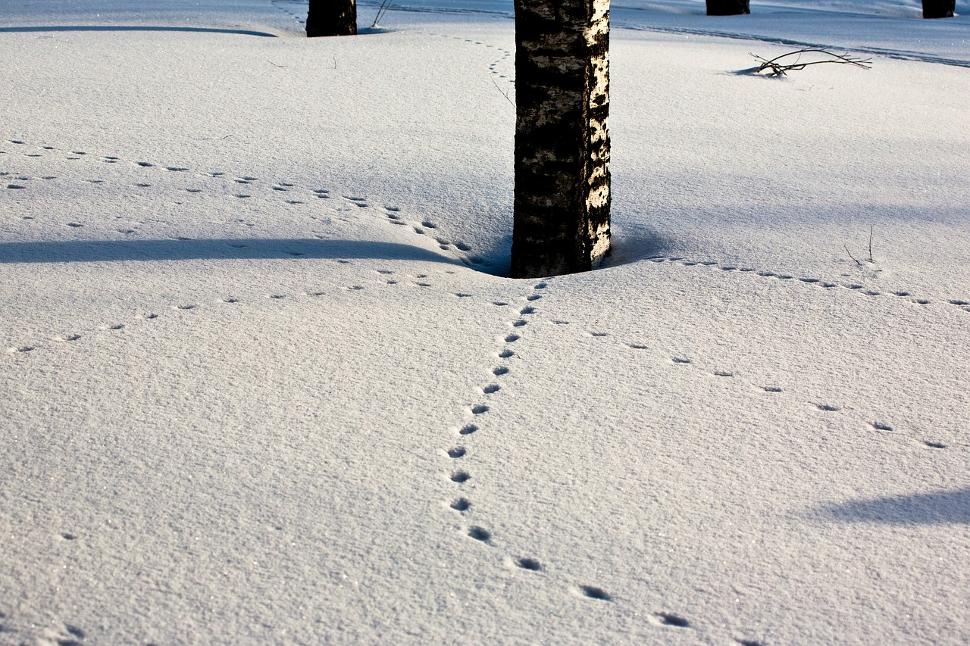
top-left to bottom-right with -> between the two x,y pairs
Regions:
451,471 -> 471,483
467,526 -> 491,543
470,404 -> 489,415
872,421 -> 894,432
650,256 -> 968,314
493,366 -> 509,376
579,585 -> 612,601
451,498 -> 471,511
655,613 -> 690,628
482,384 -> 501,394
815,403 -> 841,412
447,447 -> 466,458
516,557 -> 542,571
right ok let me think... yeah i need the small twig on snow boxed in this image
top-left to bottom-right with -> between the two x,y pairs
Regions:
371,0 -> 393,28
867,225 -> 875,263
490,76 -> 514,108
844,243 -> 864,268
750,48 -> 872,77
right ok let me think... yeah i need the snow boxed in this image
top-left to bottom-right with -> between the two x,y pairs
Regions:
2,1 -> 969,644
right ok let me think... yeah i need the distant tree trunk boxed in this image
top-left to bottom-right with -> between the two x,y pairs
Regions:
306,0 -> 357,37
923,0 -> 955,18
706,0 -> 750,15
511,0 -> 611,278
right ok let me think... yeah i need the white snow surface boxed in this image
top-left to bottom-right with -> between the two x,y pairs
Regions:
1,1 -> 969,644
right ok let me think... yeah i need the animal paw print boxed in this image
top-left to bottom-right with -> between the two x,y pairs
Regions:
578,585 -> 612,601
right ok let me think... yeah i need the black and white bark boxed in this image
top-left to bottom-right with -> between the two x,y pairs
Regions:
511,0 -> 611,278
706,0 -> 750,15
306,0 -> 357,37
923,0 -> 955,18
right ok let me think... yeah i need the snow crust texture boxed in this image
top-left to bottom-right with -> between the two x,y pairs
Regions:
2,1 -> 969,644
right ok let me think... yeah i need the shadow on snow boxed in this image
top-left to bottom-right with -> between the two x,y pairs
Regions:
0,25 -> 277,37
819,487 -> 970,525
0,238 -> 457,264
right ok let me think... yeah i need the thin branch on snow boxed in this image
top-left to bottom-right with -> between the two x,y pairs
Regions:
750,49 -> 872,77
844,243 -> 864,268
868,225 -> 875,263
490,76 -> 515,108
371,0 -> 393,28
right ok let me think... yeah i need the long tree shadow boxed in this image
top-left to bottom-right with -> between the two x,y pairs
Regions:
819,487 -> 970,525
0,238 -> 457,264
0,25 -> 277,37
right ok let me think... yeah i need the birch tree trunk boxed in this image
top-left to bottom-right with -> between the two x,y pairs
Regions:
706,0 -> 750,15
306,0 -> 357,37
511,0 -> 611,278
923,0 -> 955,18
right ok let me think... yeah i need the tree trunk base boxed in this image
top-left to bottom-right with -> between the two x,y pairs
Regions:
306,0 -> 357,37
511,0 -> 612,278
923,0 -> 955,18
706,0 -> 750,15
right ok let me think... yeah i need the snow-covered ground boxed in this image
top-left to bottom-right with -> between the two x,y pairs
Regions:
1,1 -> 968,644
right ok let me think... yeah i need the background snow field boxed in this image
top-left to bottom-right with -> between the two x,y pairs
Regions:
2,0 -> 969,644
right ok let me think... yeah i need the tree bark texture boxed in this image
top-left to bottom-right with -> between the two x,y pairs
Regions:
306,0 -> 357,37
706,0 -> 750,15
511,0 -> 611,278
923,0 -> 955,18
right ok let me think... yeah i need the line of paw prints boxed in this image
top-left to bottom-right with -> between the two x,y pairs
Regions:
646,255 -> 970,317
0,610 -> 88,646
0,139 -> 484,267
270,0 -> 307,26
442,281 -> 757,640
422,31 -> 515,88
571,325 -> 953,453
445,281 -> 604,590
3,264 -> 471,358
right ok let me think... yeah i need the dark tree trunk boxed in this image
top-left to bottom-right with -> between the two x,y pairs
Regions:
923,0 -> 955,18
706,0 -> 750,15
306,0 -> 357,37
511,0 -> 611,279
